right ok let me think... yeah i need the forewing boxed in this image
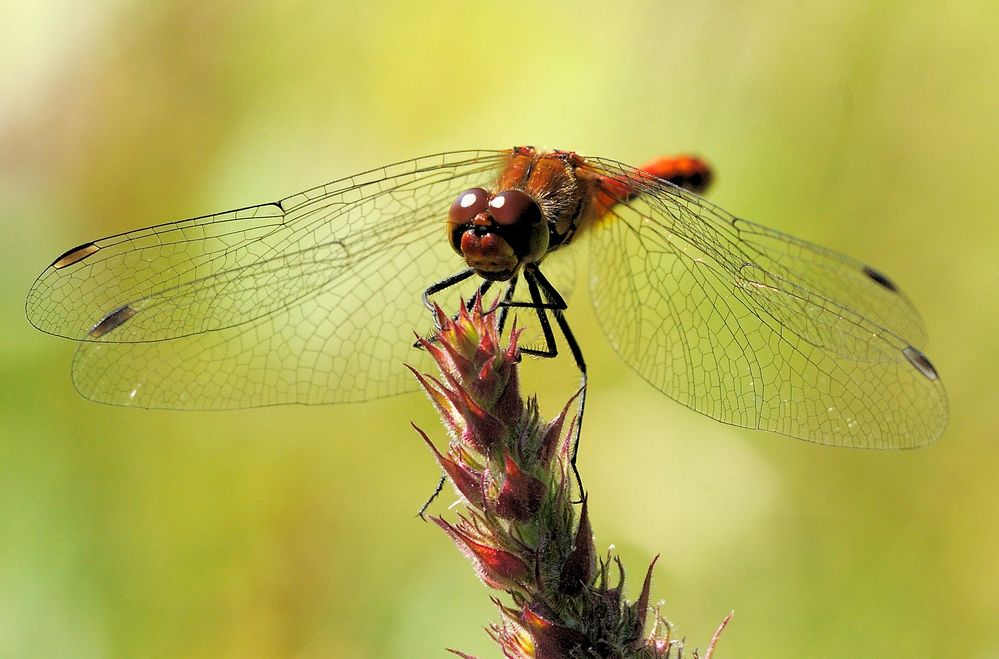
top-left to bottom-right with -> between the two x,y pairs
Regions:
581,157 -> 947,448
28,150 -> 510,409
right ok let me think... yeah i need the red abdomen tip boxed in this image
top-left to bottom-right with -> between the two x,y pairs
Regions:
640,155 -> 713,195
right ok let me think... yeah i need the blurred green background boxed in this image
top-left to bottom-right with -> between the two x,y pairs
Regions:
2,1 -> 997,657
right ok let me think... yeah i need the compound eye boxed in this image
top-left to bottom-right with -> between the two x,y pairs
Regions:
488,189 -> 541,227
449,188 -> 489,224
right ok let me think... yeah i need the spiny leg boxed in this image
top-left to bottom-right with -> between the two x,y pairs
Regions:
496,274 -> 518,338
500,269 -> 586,496
466,279 -> 494,312
422,267 -> 475,313
525,266 -> 588,498
417,473 -> 447,519
415,269 -> 492,350
518,270 -> 560,360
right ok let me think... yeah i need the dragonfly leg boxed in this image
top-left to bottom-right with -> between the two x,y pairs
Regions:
516,269 -> 561,360
416,473 -> 448,518
415,268 -> 487,348
496,274 -> 518,337
521,266 -> 588,499
422,267 -> 476,315
466,279 -> 494,312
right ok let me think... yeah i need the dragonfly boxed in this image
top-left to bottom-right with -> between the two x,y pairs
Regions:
26,146 -> 948,450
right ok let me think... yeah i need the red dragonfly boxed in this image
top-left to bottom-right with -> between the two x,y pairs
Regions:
26,146 -> 947,449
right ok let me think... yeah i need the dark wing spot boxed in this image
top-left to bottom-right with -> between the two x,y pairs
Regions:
903,346 -> 939,381
862,265 -> 898,292
52,242 -> 100,269
88,305 -> 137,338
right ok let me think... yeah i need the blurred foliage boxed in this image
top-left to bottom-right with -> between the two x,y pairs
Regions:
2,0 -> 998,657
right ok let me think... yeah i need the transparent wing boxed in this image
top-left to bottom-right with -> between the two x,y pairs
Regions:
580,157 -> 947,448
26,150 -> 510,409
539,243 -> 577,301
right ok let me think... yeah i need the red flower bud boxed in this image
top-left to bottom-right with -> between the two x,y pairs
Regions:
491,362 -> 523,427
539,387 -> 582,465
407,365 -> 463,436
412,423 -> 485,508
493,452 -> 545,521
520,605 -> 591,657
558,496 -> 595,596
626,555 -> 659,646
443,382 -> 508,454
433,516 -> 530,591
486,597 -> 537,658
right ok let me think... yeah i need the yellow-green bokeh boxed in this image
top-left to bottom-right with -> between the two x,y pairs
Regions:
3,1 -> 998,657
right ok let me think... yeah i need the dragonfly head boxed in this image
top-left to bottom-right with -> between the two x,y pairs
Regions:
448,187 -> 549,281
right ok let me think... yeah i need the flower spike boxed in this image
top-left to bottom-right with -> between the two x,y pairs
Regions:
412,294 -> 728,657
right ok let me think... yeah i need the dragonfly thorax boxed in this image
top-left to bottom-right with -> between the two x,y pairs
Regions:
447,187 -> 549,281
